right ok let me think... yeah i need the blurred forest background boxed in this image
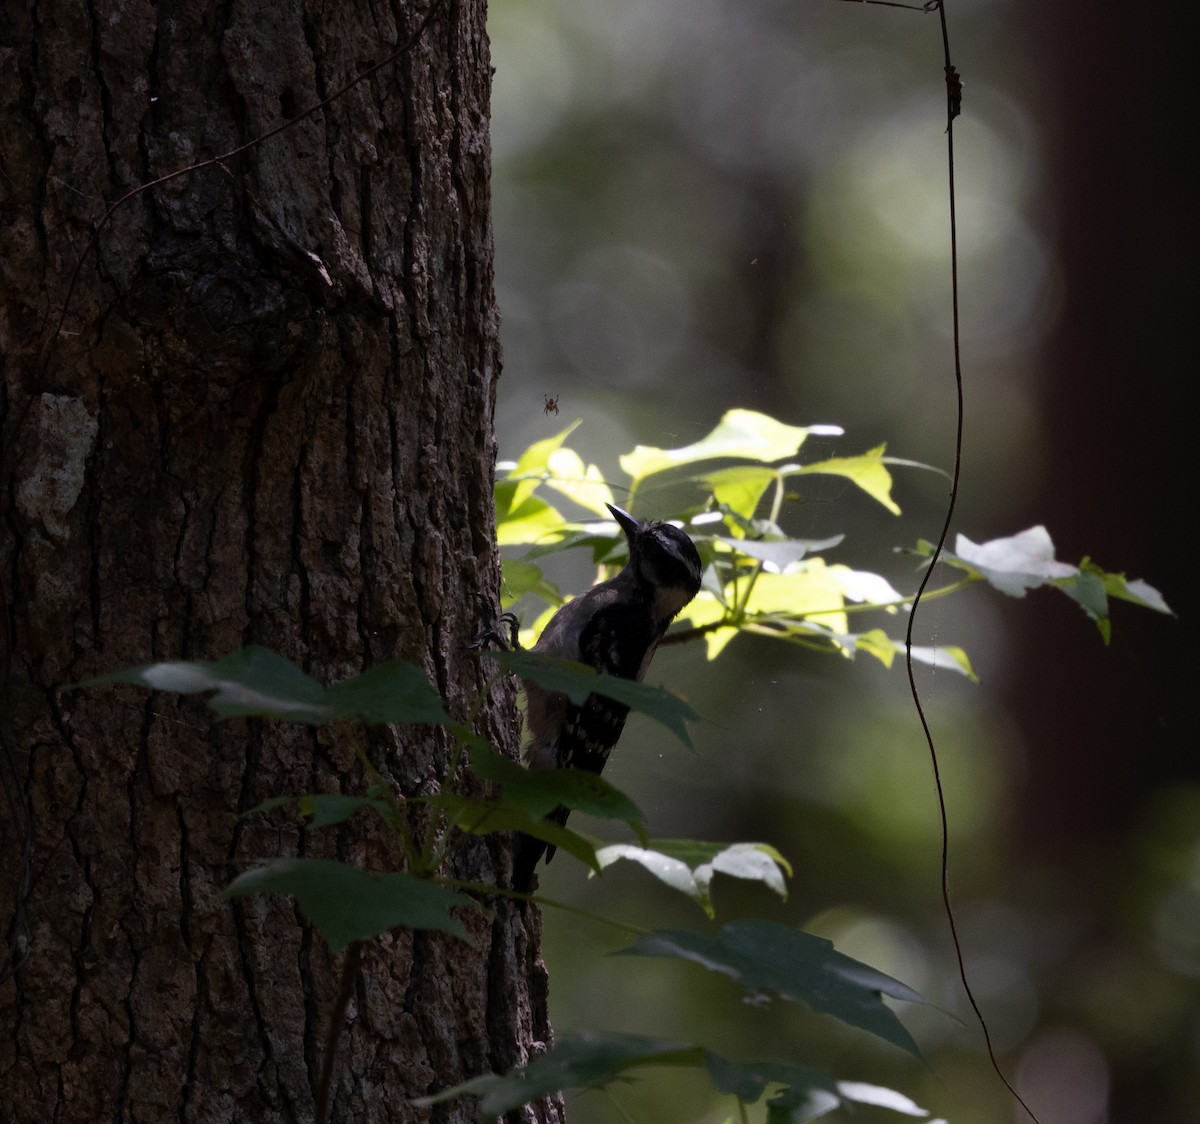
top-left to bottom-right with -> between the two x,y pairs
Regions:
486,2 -> 1194,1123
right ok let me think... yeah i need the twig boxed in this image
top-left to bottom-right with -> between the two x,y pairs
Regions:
315,940 -> 363,1124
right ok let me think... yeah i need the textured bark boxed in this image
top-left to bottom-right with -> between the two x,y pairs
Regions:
0,1 -> 560,1120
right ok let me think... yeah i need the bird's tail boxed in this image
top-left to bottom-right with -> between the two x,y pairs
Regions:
512,805 -> 569,892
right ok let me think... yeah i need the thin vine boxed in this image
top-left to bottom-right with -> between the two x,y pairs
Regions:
905,4 -> 1043,1121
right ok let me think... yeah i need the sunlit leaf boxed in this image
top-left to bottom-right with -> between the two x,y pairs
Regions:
595,844 -> 699,902
510,602 -> 559,650
852,628 -> 902,668
512,422 -> 582,475
679,589 -> 728,628
703,465 -> 778,523
617,920 -> 926,1055
523,522 -> 627,566
912,643 -> 976,678
544,447 -> 618,515
224,858 -> 473,951
768,1080 -> 933,1123
951,526 -> 1078,596
792,445 -> 901,515
826,564 -> 905,605
705,627 -> 740,659
1103,570 -> 1172,614
921,527 -> 1172,641
701,841 -> 790,896
853,629 -> 978,681
836,1081 -> 930,1116
715,536 -> 844,572
648,839 -> 793,877
1067,560 -> 1173,621
596,840 -> 790,917
621,410 -> 842,483
494,484 -> 568,546
742,566 -> 850,632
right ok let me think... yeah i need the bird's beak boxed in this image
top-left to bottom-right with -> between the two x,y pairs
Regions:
606,503 -> 640,539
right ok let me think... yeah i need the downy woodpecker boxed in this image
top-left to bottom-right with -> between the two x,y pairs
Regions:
514,503 -> 702,888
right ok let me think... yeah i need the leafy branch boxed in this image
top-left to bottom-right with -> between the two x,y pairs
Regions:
78,406 -> 1172,1121
80,638 -> 939,1120
497,409 -> 1171,674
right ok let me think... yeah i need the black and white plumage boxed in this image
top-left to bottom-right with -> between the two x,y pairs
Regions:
514,503 -> 702,889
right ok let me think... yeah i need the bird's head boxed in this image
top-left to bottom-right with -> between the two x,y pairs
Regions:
607,503 -> 702,605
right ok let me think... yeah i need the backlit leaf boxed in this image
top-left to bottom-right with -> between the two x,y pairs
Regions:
792,445 -> 901,514
621,410 -> 841,483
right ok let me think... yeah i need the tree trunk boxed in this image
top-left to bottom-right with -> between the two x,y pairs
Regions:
0,1 -> 559,1120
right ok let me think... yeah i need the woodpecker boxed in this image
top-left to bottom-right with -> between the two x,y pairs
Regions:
513,503 -> 703,889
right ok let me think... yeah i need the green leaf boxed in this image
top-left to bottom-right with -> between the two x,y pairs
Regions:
703,465 -> 779,522
512,421 -> 582,476
616,920 -> 927,1055
767,1080 -> 932,1123
621,410 -> 842,484
494,483 -> 568,546
324,662 -> 455,727
766,1084 -> 842,1123
852,629 -> 979,681
595,840 -> 790,917
86,646 -> 334,721
413,1032 -> 705,1114
926,527 -> 1173,640
224,858 -> 474,951
1062,560 -> 1174,630
414,1033 -> 925,1122
301,793 -> 394,829
950,526 -> 1078,596
1102,569 -> 1172,614
245,793 -> 396,829
792,445 -> 901,514
501,558 -> 564,607
484,650 -> 699,747
470,746 -> 646,827
716,536 -> 845,571
83,648 -> 458,729
1056,568 -> 1111,634
433,792 -> 604,871
835,1081 -> 931,1116
542,446 -> 618,516
594,845 -> 699,902
705,1057 -> 844,1117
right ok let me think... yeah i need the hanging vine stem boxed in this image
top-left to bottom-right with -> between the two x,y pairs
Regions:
902,4 -> 1042,1122
314,940 -> 363,1124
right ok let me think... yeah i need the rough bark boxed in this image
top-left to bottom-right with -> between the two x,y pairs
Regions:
1,1 -> 559,1120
